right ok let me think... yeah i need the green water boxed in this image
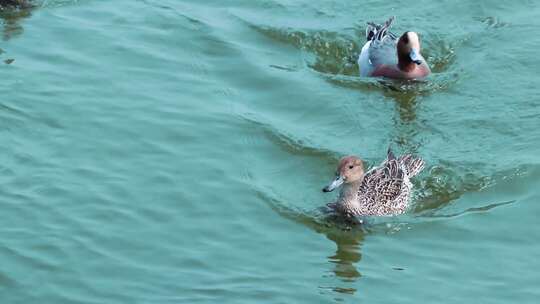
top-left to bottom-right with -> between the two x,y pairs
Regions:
1,0 -> 539,302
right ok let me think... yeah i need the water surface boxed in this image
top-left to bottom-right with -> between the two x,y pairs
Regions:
1,0 -> 539,303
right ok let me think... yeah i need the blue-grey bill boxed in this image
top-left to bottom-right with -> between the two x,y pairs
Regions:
410,48 -> 422,65
322,176 -> 344,192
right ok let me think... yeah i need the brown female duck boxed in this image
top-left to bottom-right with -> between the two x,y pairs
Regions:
323,148 -> 424,217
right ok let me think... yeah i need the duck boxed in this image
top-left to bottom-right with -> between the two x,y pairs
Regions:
322,148 -> 424,218
358,17 -> 431,79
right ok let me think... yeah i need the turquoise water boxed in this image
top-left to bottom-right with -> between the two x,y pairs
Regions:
1,0 -> 540,302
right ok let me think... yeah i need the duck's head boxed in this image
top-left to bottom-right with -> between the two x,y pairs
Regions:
397,31 -> 423,67
322,156 -> 365,192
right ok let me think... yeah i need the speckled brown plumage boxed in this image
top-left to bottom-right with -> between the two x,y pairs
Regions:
323,148 -> 424,217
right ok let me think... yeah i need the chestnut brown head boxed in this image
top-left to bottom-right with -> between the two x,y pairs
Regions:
397,31 -> 423,67
322,156 -> 365,192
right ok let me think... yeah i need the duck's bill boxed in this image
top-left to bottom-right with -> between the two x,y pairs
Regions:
322,176 -> 344,192
409,48 -> 422,65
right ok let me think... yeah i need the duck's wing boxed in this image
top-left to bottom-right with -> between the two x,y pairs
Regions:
367,17 -> 398,67
357,153 -> 405,209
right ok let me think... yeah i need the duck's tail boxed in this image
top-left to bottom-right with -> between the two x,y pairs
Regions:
366,16 -> 395,41
398,154 -> 425,177
387,146 -> 396,160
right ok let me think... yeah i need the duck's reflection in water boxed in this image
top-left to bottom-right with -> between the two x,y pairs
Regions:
310,220 -> 366,300
381,82 -> 424,153
325,227 -> 364,282
273,204 -> 366,296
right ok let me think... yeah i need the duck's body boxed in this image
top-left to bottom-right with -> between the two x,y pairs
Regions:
323,148 -> 424,217
358,17 -> 430,80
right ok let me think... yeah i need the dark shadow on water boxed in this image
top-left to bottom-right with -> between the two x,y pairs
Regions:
0,3 -> 35,65
0,2 -> 35,41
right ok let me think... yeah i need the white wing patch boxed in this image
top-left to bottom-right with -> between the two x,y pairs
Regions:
358,41 -> 374,77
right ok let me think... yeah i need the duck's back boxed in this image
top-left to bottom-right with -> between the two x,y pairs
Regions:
356,161 -> 407,215
358,17 -> 398,77
353,151 -> 424,216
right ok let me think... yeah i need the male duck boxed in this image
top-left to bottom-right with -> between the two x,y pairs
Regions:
323,148 -> 424,217
358,17 -> 431,79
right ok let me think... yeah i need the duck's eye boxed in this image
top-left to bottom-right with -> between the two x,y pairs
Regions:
349,165 -> 354,169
